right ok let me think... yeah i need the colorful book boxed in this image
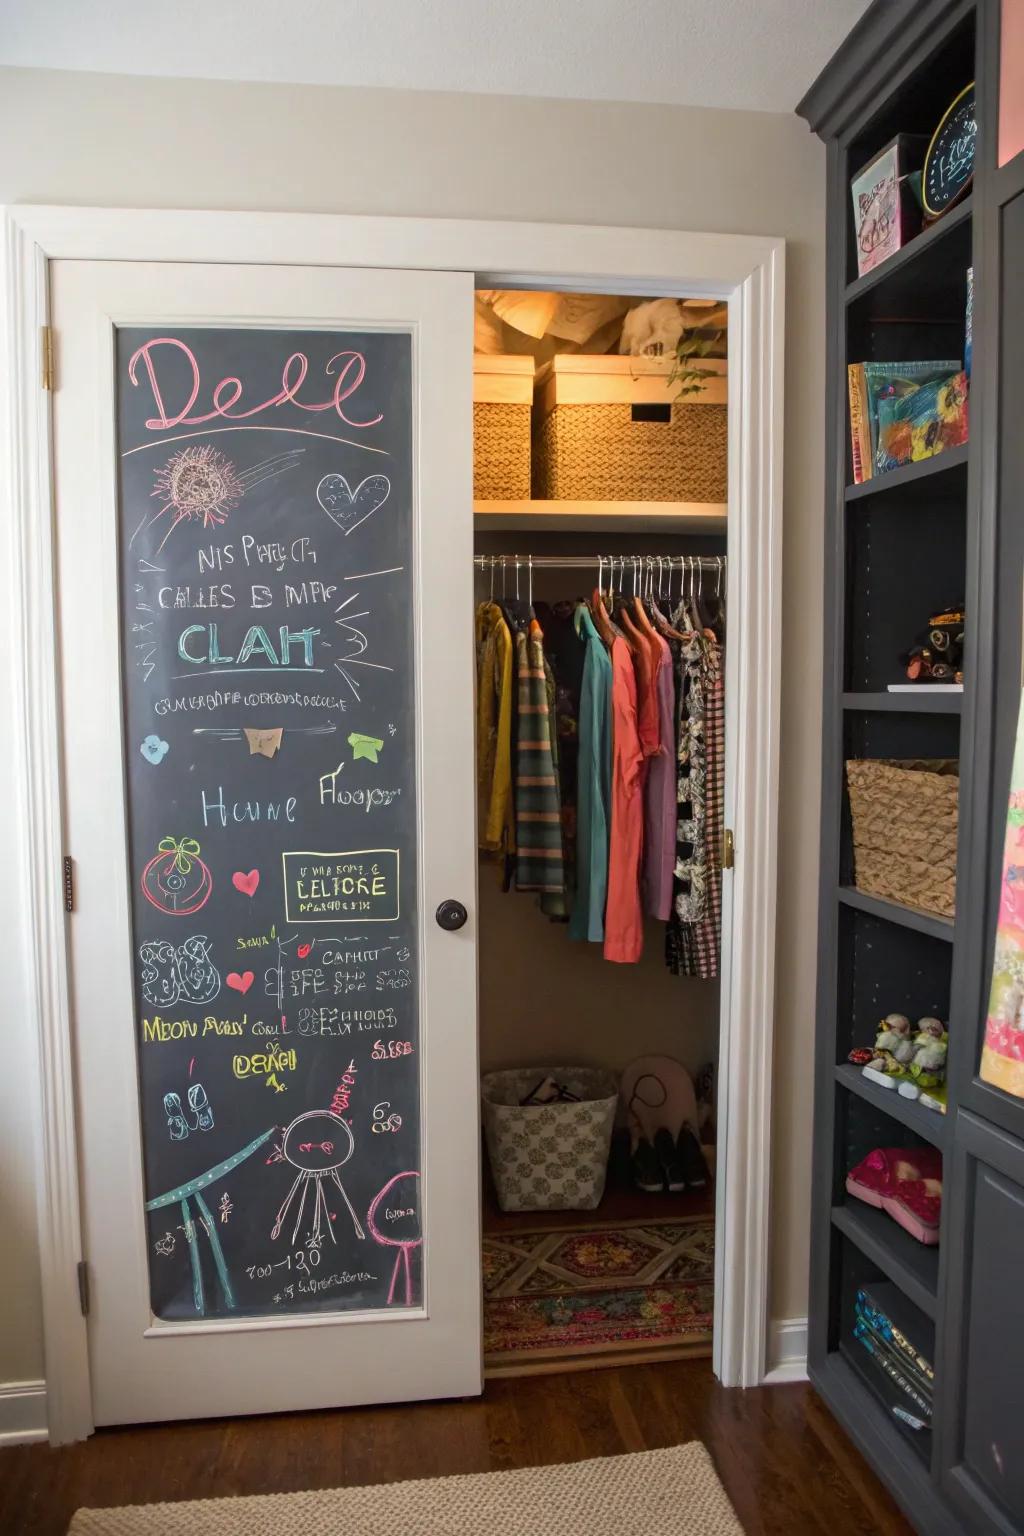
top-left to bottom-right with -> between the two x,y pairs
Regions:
847,364 -> 872,484
862,359 -> 961,465
876,369 -> 968,473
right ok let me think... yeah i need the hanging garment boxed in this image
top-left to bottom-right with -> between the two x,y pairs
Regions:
604,633 -> 645,963
476,601 -> 515,856
626,613 -> 660,759
569,603 -> 613,943
539,646 -> 569,920
642,632 -> 677,921
514,618 -> 565,896
535,600 -> 585,921
667,637 -> 724,979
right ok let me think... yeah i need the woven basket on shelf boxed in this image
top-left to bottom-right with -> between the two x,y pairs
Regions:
532,402 -> 728,501
845,758 -> 959,917
473,402 -> 532,500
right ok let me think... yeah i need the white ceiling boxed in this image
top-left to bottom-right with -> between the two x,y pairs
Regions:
0,0 -> 872,114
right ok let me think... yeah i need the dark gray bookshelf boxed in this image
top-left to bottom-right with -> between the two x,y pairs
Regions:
801,3 -> 1024,1532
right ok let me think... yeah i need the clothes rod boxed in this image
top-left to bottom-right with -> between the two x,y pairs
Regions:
473,554 -> 726,570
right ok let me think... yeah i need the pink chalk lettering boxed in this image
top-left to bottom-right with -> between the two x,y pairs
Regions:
127,339 -> 383,431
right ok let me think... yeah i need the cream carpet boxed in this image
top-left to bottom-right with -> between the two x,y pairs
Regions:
69,1443 -> 744,1535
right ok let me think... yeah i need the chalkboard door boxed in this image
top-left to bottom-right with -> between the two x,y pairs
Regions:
52,258 -> 481,1425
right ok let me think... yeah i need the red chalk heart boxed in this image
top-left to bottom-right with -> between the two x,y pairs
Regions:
297,942 -> 312,959
232,869 -> 260,897
226,971 -> 254,994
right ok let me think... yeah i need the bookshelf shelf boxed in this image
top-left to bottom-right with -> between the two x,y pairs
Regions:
834,1064 -> 949,1151
845,441 -> 969,502
836,886 -> 955,942
841,691 -> 963,714
844,197 -> 973,312
831,1203 -> 939,1320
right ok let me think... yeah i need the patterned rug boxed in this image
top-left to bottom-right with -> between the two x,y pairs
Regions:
483,1215 -> 714,1374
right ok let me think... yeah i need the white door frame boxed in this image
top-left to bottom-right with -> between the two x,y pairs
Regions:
1,205 -> 784,1444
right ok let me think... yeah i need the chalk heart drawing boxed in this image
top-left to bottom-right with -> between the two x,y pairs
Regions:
232,869 -> 260,897
140,734 -> 169,766
297,942 -> 313,959
226,970 -> 255,995
316,473 -> 391,536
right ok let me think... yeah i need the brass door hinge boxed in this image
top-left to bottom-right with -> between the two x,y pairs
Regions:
41,325 -> 55,391
62,855 -> 74,913
722,828 -> 735,870
77,1259 -> 90,1317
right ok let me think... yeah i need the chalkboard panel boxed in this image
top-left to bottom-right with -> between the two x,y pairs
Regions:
116,326 -> 422,1320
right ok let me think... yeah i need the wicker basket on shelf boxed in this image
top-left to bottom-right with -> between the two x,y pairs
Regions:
473,356 -> 534,500
845,758 -> 959,917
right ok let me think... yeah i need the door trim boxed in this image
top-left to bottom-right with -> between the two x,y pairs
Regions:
2,204 -> 785,1441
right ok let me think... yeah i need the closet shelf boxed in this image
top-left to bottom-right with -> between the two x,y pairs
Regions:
814,1351 -> 936,1494
841,690 -> 963,715
834,1064 -> 949,1151
844,196 -> 973,312
474,499 -> 727,534
831,1203 -> 939,1320
845,443 -> 969,503
838,1342 -> 932,1468
837,886 -> 955,943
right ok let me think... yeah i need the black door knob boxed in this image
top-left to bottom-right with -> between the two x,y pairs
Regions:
435,899 -> 468,932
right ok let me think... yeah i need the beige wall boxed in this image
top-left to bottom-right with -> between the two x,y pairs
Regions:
0,65 -> 825,1389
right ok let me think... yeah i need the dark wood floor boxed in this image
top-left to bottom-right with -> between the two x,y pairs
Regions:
0,1361 -> 914,1536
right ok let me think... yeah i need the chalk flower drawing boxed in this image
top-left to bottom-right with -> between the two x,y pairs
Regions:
140,733 -> 169,765
154,1231 -> 176,1258
131,445 -> 305,552
152,444 -> 243,543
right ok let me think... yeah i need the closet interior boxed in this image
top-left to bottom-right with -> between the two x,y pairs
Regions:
471,288 -> 729,1375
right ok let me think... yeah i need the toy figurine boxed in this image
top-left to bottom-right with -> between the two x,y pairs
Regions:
902,603 -> 965,685
863,1013 -> 915,1089
898,1017 -> 949,1101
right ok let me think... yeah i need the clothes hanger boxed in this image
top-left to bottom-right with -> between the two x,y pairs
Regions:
631,554 -> 658,639
589,555 -> 615,646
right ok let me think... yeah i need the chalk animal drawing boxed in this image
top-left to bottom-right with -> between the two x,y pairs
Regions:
140,935 -> 221,1007
269,1109 -> 366,1249
132,444 -> 306,553
145,1126 -> 277,1315
316,473 -> 391,536
367,1171 -> 422,1307
164,1082 -> 215,1140
141,838 -> 213,917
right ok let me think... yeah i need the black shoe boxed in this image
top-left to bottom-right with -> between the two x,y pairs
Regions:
677,1123 -> 709,1189
654,1126 -> 687,1192
631,1135 -> 663,1193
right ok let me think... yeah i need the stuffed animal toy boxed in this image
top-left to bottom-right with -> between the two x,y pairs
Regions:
903,603 -> 965,684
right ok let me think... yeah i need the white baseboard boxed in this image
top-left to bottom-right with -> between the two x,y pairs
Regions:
762,1318 -> 808,1384
0,1380 -> 48,1445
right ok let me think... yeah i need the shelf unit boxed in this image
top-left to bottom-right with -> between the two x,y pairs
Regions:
799,3 -> 1024,1532
473,498 -> 726,534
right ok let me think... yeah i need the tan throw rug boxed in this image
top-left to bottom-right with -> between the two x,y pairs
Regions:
69,1443 -> 744,1535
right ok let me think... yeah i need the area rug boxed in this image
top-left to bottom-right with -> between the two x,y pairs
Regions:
483,1214 -> 714,1374
68,1443 -> 743,1535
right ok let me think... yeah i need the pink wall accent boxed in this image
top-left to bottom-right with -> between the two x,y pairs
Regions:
1000,0 -> 1024,165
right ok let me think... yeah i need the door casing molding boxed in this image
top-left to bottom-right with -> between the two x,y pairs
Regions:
1,204 -> 785,1442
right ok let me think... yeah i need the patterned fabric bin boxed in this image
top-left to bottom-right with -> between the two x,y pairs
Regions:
482,1067 -> 618,1212
473,356 -> 534,500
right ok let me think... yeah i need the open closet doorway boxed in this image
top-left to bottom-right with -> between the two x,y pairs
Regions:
471,288 -> 730,1377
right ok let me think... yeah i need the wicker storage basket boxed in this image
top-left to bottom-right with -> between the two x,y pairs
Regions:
846,758 -> 959,917
481,1067 -> 618,1212
473,356 -> 534,500
532,355 -> 727,502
